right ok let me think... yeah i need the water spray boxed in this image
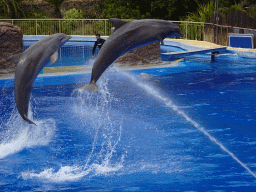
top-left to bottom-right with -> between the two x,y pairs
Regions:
122,70 -> 256,180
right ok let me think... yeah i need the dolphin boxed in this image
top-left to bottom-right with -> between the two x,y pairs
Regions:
7,33 -> 71,125
78,18 -> 183,92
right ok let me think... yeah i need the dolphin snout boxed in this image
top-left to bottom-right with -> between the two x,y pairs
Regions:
61,35 -> 72,44
66,35 -> 72,41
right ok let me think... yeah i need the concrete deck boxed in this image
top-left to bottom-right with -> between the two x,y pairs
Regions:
161,46 -> 227,61
0,61 -> 180,80
168,39 -> 256,52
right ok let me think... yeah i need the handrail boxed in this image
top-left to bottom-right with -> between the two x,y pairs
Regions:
0,19 -> 205,40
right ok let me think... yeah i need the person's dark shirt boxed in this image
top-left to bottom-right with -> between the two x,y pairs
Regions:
92,38 -> 105,56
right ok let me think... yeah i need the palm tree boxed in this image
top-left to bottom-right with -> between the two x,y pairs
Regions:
44,0 -> 65,18
0,0 -> 25,18
186,0 -> 215,22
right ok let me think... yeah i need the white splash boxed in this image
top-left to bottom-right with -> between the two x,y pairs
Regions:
22,73 -> 124,182
22,159 -> 124,182
22,166 -> 88,182
0,112 -> 56,159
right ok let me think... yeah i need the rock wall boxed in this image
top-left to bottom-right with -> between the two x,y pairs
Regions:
0,22 -> 23,74
114,41 -> 161,66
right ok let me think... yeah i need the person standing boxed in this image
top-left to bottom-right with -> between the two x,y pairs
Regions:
92,34 -> 105,59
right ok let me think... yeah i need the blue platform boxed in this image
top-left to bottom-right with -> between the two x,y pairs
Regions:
228,33 -> 254,49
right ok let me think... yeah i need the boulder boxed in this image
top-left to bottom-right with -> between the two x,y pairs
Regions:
114,41 -> 161,66
0,22 -> 23,74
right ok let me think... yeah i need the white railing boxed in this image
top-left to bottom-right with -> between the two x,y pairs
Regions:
0,19 -> 204,40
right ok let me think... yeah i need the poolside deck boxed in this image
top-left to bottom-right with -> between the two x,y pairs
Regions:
0,61 -> 180,79
161,46 -> 227,61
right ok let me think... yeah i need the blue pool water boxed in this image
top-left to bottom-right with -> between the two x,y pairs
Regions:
23,40 -> 185,67
1,43 -> 256,191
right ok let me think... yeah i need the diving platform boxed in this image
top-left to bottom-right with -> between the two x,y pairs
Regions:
161,46 -> 227,62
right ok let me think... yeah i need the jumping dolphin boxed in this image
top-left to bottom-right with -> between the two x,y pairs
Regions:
78,18 -> 183,92
7,33 -> 71,125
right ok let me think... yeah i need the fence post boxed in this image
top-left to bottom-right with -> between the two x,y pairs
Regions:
36,19 -> 37,35
59,20 -> 61,33
196,24 -> 197,40
186,21 -> 188,39
82,19 -> 84,36
105,20 -> 107,36
227,26 -> 228,46
203,23 -> 205,41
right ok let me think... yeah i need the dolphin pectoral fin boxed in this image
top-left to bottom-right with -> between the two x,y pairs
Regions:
76,82 -> 98,93
22,114 -> 37,125
109,18 -> 128,31
50,51 -> 58,66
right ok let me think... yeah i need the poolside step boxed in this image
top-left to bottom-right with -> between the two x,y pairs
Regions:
161,46 -> 227,61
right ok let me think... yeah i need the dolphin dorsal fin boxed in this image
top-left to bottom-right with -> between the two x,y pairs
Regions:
6,53 -> 23,64
109,18 -> 128,31
50,50 -> 58,66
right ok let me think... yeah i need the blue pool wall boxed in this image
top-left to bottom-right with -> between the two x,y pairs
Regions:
23,35 -> 256,62
23,36 -> 109,67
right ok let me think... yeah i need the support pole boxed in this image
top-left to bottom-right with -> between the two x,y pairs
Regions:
211,51 -> 218,62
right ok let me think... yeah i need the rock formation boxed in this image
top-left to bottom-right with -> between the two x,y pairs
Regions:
0,22 -> 23,74
114,41 -> 162,66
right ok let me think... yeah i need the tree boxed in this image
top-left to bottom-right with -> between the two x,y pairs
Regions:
185,0 -> 215,22
150,0 -> 202,20
0,0 -> 25,18
102,0 -> 151,19
102,0 -> 202,20
218,0 -> 243,8
44,0 -> 65,18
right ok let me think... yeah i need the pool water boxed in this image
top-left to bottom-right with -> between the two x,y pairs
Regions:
0,51 -> 256,191
23,41 -> 185,67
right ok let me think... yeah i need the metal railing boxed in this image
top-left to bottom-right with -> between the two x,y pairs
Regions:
172,21 -> 204,41
0,19 -> 204,40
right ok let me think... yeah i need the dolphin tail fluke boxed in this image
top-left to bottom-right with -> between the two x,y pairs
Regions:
78,82 -> 98,93
23,114 -> 37,125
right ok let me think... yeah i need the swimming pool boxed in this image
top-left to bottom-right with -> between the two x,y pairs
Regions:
0,40 -> 256,191
22,39 -> 185,67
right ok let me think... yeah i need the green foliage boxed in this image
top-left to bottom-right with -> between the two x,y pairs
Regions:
218,0 -> 243,8
15,20 -> 59,35
62,8 -> 83,34
102,0 -> 202,20
44,0 -> 64,9
64,8 -> 83,19
219,3 -> 243,16
150,0 -> 176,20
26,12 -> 50,19
0,0 -> 25,18
44,0 -> 65,18
185,0 -> 215,22
247,4 -> 256,18
102,0 -> 150,19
